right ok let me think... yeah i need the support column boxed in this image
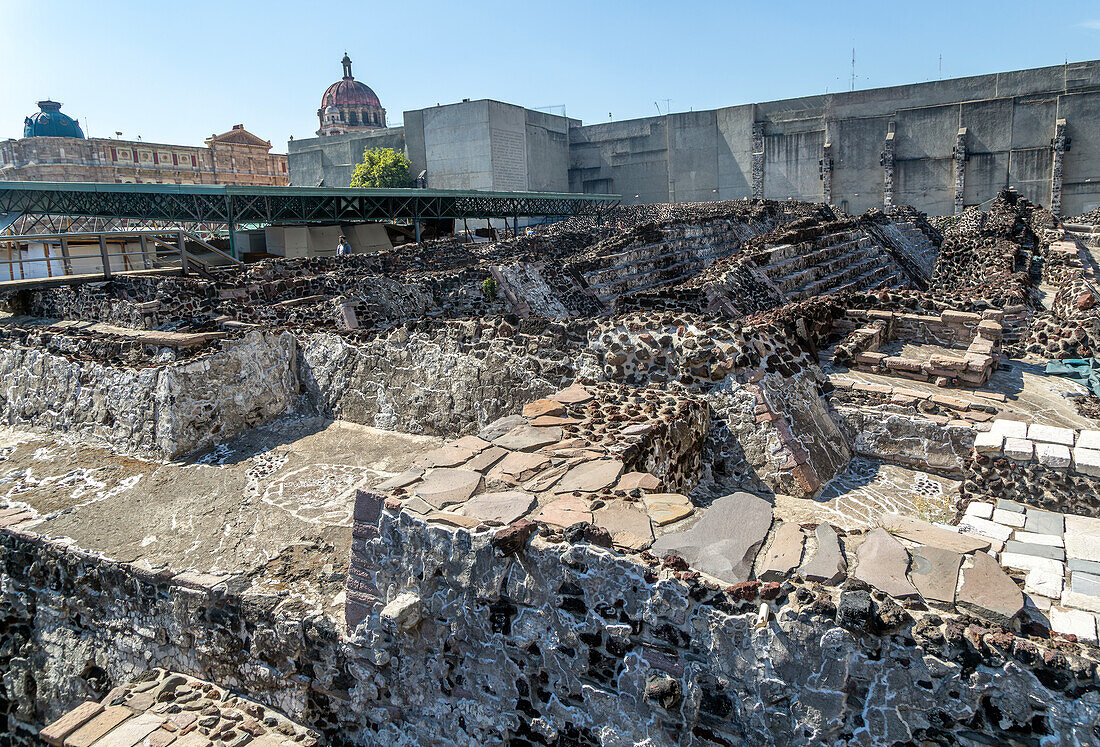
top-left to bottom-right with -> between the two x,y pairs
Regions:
820,141 -> 833,204
751,122 -> 765,199
1051,118 -> 1067,218
881,123 -> 896,211
953,127 -> 968,215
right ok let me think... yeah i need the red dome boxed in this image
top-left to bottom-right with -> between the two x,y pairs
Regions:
321,78 -> 381,109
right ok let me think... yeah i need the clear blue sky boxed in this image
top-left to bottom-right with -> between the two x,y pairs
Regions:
3,0 -> 1099,150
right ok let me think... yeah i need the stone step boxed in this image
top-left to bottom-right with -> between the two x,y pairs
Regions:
585,242 -> 739,286
759,237 -> 869,280
757,229 -> 864,265
771,244 -> 880,294
817,264 -> 902,299
587,250 -> 730,297
790,252 -> 888,299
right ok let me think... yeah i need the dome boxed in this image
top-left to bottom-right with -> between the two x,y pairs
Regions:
24,100 -> 84,139
321,54 -> 381,109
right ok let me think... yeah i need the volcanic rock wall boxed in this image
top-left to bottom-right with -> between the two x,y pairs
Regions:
6,505 -> 1100,746
0,329 -> 298,458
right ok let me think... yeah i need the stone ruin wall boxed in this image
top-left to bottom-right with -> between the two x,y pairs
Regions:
0,329 -> 298,459
6,504 -> 1100,745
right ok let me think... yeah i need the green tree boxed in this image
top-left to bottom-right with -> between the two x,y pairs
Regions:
350,147 -> 413,188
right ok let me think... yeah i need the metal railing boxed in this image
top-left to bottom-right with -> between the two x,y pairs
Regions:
0,229 -> 243,284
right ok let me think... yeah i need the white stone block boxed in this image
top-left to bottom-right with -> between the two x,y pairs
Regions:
1014,531 -> 1064,547
1036,442 -> 1072,470
1025,568 -> 1064,599
1073,447 -> 1100,478
1000,552 -> 1064,576
964,501 -> 994,520
1050,606 -> 1098,643
1028,423 -> 1076,446
1062,590 -> 1100,614
990,419 -> 1028,439
959,515 -> 1013,543
992,509 -> 1026,528
973,431 -> 1004,454
1076,429 -> 1100,451
1065,515 -> 1100,563
1003,438 -> 1034,462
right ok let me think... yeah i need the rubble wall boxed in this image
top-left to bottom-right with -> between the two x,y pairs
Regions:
0,330 -> 298,458
5,510 -> 1099,745
298,322 -> 582,438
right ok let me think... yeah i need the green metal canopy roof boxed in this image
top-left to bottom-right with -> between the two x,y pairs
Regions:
0,181 -> 620,226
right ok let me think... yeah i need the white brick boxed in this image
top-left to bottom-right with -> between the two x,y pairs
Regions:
1036,442 -> 1072,470
1000,552 -> 1064,576
992,509 -> 1027,528
1073,447 -> 1100,478
1050,606 -> 1098,643
1025,568 -> 1065,599
964,501 -> 994,519
1076,429 -> 1100,451
990,419 -> 1028,439
973,431 -> 1004,454
1062,590 -> 1100,614
1065,514 -> 1100,563
1004,438 -> 1034,462
1014,531 -> 1064,547
959,515 -> 1013,543
1028,423 -> 1076,446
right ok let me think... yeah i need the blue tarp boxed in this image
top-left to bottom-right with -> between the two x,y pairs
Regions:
1046,358 -> 1100,398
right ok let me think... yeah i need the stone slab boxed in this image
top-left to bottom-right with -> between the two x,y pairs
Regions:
651,492 -> 773,585
995,498 -> 1026,513
1028,423 -> 1075,446
964,501 -> 994,520
1066,514 -> 1100,563
41,701 -> 104,746
90,712 -> 164,747
522,399 -> 567,418
959,516 -> 1013,543
553,459 -> 624,494
375,469 -> 424,492
992,509 -> 1026,528
756,522 -> 805,583
415,445 -> 477,469
1036,442 -> 1072,470
908,544 -> 963,604
462,445 -> 509,474
1050,606 -> 1098,643
641,493 -> 694,526
489,451 -> 551,484
799,523 -> 847,585
1025,568 -> 1064,600
1000,553 -> 1064,576
64,706 -> 133,747
458,491 -> 536,525
1014,531 -> 1063,548
990,419 -> 1028,439
548,384 -> 593,405
1077,429 -> 1100,451
615,472 -> 662,492
973,431 -> 1004,454
1004,540 -> 1065,561
882,514 -> 989,554
957,551 -> 1025,625
593,502 -> 654,551
853,528 -> 919,598
492,425 -> 564,452
1069,558 -> 1100,576
1024,509 -> 1065,536
534,496 -> 592,527
1003,438 -> 1034,462
411,468 -> 482,509
1074,447 -> 1100,477
451,435 -> 491,452
478,414 -> 527,442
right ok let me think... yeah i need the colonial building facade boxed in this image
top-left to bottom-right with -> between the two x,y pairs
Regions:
1,101 -> 288,186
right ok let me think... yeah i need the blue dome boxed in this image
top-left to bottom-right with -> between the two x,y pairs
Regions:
24,100 -> 84,139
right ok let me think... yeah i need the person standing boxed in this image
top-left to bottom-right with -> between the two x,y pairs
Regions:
337,235 -> 352,256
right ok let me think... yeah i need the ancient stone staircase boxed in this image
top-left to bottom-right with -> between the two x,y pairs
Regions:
581,221 -> 758,304
753,228 -> 908,301
886,220 -> 939,280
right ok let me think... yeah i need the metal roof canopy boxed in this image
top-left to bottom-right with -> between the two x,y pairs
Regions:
0,182 -> 620,226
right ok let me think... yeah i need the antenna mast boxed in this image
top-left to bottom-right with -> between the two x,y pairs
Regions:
850,48 -> 856,91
